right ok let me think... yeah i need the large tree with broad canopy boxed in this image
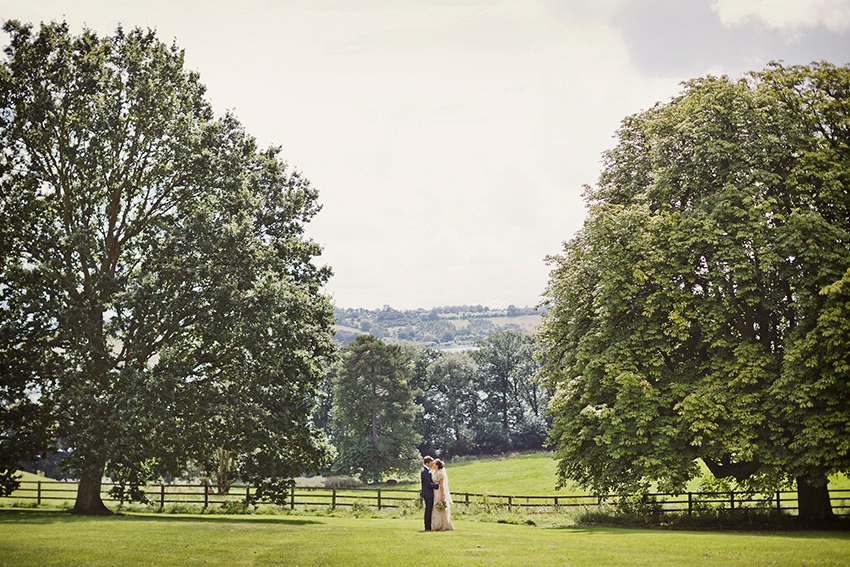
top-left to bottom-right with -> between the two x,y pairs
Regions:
0,21 -> 336,514
539,62 -> 850,523
331,334 -> 421,483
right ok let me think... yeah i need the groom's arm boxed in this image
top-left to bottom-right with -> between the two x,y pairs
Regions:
421,468 -> 439,490
421,469 -> 437,490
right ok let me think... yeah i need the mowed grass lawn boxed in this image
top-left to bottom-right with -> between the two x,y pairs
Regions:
1,509 -> 849,567
3,454 -> 849,566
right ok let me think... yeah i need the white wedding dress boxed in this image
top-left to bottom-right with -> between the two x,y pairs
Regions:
431,469 -> 455,531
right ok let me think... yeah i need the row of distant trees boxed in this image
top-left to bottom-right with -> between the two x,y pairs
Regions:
314,331 -> 549,483
19,328 -> 546,488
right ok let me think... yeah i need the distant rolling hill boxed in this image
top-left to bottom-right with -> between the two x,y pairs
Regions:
333,304 -> 543,350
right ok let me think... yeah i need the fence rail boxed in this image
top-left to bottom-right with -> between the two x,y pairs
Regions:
5,480 -> 849,517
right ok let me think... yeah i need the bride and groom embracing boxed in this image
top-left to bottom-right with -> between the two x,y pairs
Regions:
419,456 -> 455,531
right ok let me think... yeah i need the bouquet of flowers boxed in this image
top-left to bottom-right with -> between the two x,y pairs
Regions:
435,499 -> 448,511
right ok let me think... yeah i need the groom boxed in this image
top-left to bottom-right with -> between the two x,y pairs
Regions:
419,456 -> 440,531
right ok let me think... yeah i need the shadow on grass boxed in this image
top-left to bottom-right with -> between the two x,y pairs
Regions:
0,508 -> 324,526
546,521 -> 850,539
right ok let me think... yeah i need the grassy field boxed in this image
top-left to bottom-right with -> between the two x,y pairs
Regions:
3,454 -> 850,566
1,508 -> 848,567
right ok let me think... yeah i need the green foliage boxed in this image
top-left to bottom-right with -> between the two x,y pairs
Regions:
539,62 -> 850,520
0,20 -> 336,511
406,332 -> 550,457
413,350 -> 479,457
331,312 -> 549,460
423,352 -> 480,458
575,504 -> 799,530
473,331 -> 550,453
107,484 -> 151,506
331,335 -> 421,483
322,476 -> 363,489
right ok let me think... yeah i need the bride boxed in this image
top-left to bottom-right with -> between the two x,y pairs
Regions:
430,459 -> 455,531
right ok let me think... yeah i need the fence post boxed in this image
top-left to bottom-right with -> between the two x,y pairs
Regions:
160,484 -> 165,509
332,488 -> 337,510
554,496 -> 559,507
290,488 -> 295,510
377,489 -> 382,510
465,492 -> 469,505
730,492 -> 735,511
203,483 -> 209,509
688,492 -> 692,516
507,496 -> 512,511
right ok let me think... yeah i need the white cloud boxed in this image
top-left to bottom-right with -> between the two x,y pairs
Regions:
714,0 -> 850,32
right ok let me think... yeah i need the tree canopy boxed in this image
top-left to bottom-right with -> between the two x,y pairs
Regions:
415,350 -> 479,457
472,330 -> 548,452
331,335 -> 421,483
0,20 -> 336,513
539,62 -> 850,523
409,331 -> 549,458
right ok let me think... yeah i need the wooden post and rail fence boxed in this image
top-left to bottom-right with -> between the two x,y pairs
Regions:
4,480 -> 850,517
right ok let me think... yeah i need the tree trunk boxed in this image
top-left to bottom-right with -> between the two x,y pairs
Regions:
796,475 -> 834,524
371,380 -> 379,482
215,448 -> 235,495
501,376 -> 509,433
72,461 -> 112,515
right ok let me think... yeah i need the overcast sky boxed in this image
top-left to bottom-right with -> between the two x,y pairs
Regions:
2,1 -> 849,309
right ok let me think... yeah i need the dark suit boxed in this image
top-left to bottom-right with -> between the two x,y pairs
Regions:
420,465 -> 439,530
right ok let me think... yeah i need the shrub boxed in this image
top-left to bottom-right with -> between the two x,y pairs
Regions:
163,503 -> 203,514
217,500 -> 251,514
615,493 -> 665,519
324,476 -> 363,489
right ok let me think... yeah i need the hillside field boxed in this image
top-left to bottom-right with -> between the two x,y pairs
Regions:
390,451 -> 850,496
332,305 -> 542,349
392,451 -> 568,495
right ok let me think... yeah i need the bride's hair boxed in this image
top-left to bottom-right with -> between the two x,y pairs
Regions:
434,459 -> 444,469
